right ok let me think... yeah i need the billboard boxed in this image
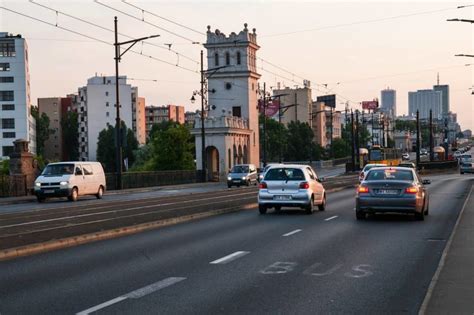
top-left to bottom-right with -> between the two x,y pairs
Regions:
258,99 -> 280,117
316,94 -> 336,108
362,100 -> 379,110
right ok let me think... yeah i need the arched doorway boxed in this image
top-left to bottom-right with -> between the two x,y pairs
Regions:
233,144 -> 238,165
238,145 -> 243,164
206,146 -> 220,181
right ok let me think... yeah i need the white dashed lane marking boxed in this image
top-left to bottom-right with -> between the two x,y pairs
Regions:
209,251 -> 250,264
325,216 -> 338,221
282,229 -> 302,237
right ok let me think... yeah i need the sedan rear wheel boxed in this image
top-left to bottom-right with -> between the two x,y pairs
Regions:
259,205 -> 267,215
356,211 -> 366,220
415,210 -> 425,221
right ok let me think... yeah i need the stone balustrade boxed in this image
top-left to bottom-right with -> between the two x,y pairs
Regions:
194,115 -> 249,130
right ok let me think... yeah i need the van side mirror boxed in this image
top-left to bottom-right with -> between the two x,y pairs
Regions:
422,179 -> 431,185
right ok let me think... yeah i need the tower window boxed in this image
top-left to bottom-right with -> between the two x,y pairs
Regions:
237,52 -> 241,65
215,53 -> 219,66
225,82 -> 232,90
225,52 -> 230,65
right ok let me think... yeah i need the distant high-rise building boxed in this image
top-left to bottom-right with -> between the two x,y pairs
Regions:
272,86 -> 313,126
0,32 -> 36,158
380,88 -> 396,117
408,89 -> 442,120
145,104 -> 185,138
433,84 -> 449,117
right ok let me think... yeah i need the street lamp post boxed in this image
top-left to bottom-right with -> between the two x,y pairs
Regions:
114,16 -> 159,190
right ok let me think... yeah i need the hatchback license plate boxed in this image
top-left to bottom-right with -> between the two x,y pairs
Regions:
43,189 -> 55,194
274,195 -> 292,201
378,189 -> 398,195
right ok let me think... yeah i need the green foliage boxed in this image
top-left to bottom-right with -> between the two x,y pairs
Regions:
31,106 -> 54,157
285,121 -> 314,161
332,138 -> 350,158
96,122 -> 137,172
0,160 -> 8,175
259,115 -> 288,162
395,120 -> 416,132
61,111 -> 79,161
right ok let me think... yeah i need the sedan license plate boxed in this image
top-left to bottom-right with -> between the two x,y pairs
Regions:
274,195 -> 292,201
378,189 -> 398,195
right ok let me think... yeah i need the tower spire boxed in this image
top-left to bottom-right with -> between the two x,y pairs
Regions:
437,72 -> 439,85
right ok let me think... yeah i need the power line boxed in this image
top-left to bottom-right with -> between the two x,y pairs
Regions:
263,6 -> 464,38
29,0 -> 199,64
121,0 -> 206,36
94,0 -> 199,43
0,6 -> 198,73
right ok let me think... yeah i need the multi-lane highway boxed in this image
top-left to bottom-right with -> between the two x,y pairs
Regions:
0,171 -> 472,314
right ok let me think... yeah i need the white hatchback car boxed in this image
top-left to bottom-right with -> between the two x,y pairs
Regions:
258,164 -> 326,214
359,163 -> 387,182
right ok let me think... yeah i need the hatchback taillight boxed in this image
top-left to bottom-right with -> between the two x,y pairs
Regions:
259,182 -> 267,189
405,186 -> 418,194
299,182 -> 310,189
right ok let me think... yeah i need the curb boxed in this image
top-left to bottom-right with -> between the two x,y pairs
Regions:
0,203 -> 257,262
418,185 -> 473,315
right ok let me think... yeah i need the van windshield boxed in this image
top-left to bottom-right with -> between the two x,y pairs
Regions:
42,164 -> 75,176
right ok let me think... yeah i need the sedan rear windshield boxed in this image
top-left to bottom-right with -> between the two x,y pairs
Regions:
366,169 -> 414,181
42,164 -> 75,176
264,168 -> 305,181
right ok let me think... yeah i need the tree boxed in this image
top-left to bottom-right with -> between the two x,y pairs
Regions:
285,121 -> 314,161
332,138 -> 350,158
96,122 -> 137,172
61,111 -> 79,161
259,115 -> 288,162
146,124 -> 195,171
31,106 -> 54,157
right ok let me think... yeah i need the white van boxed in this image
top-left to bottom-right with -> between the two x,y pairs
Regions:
34,162 -> 106,202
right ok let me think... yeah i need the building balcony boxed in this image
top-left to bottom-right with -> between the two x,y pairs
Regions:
194,115 -> 249,130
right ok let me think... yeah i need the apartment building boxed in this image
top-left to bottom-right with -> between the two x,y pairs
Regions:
272,86 -> 313,127
311,101 -> 341,148
145,104 -> 185,138
0,32 -> 36,158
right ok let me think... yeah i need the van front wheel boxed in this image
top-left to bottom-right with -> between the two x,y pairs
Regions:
96,186 -> 104,199
68,187 -> 78,202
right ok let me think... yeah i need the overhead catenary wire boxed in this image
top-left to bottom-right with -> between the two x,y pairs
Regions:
29,0 -> 199,65
0,6 -> 198,73
94,0 -> 199,44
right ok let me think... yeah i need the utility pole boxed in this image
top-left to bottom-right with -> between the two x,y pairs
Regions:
114,17 -> 122,190
294,93 -> 298,122
429,109 -> 434,162
381,115 -> 385,147
444,117 -> 449,160
330,107 -> 334,159
263,82 -> 267,167
355,110 -> 360,170
416,110 -> 420,167
351,109 -> 355,172
200,50 -> 206,182
371,110 -> 374,146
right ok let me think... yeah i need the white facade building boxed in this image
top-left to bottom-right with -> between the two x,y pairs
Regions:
408,89 -> 442,120
0,32 -> 36,158
73,75 -> 134,161
192,24 -> 261,181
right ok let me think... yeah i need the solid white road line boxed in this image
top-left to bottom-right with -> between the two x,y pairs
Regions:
76,277 -> 186,315
282,229 -> 302,237
325,216 -> 338,221
210,251 -> 250,264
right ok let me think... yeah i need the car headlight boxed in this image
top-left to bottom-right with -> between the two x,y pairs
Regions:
35,182 -> 41,187
242,176 -> 247,180
60,181 -> 68,186
227,176 -> 232,181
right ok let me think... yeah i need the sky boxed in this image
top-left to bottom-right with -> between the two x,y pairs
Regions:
1,0 -> 473,130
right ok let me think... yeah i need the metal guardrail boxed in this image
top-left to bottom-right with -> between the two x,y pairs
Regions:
0,175 -> 27,198
106,170 -> 197,190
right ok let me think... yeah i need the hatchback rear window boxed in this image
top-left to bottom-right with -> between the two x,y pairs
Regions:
264,168 -> 305,181
366,169 -> 414,181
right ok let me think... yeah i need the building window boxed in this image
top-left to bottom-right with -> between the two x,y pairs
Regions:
237,52 -> 241,65
0,63 -> 10,71
105,91 -> 109,96
2,146 -> 14,156
1,118 -> 15,129
0,90 -> 14,101
225,52 -> 230,65
2,132 -> 15,138
225,82 -> 232,90
0,77 -> 14,83
0,40 -> 16,57
214,53 -> 219,66
1,104 -> 14,110
106,112 -> 109,117
232,106 -> 241,118
106,102 -> 109,107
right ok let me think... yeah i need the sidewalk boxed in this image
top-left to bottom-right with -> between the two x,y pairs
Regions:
421,183 -> 474,315
0,181 -> 224,206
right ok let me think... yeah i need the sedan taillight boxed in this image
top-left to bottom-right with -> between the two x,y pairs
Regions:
405,186 -> 418,194
299,182 -> 310,189
358,186 -> 369,193
259,182 -> 267,189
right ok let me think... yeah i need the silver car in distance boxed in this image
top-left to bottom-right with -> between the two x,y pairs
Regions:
356,167 -> 430,221
258,165 -> 326,215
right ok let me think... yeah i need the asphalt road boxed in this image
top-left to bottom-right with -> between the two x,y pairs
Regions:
0,171 -> 472,314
